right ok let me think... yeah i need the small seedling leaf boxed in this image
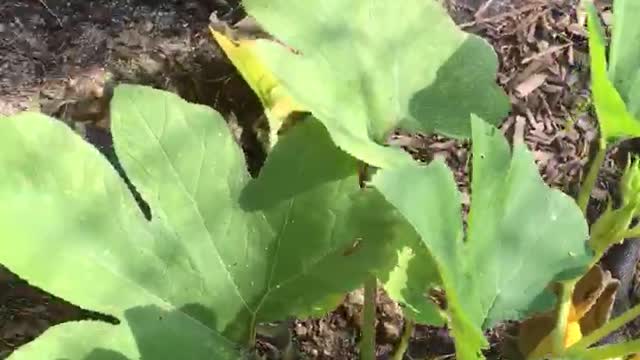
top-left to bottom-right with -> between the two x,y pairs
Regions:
378,241 -> 444,326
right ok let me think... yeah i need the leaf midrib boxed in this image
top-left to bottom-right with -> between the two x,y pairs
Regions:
125,97 -> 252,314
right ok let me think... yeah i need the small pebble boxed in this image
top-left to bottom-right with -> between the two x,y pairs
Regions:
141,20 -> 153,33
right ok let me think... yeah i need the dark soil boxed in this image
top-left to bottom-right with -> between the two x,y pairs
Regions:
1,0 -> 639,359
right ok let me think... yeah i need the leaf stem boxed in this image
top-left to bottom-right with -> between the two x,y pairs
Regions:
361,275 -> 377,360
567,338 -> 640,360
623,225 -> 640,239
577,141 -> 608,214
550,141 -> 608,354
391,318 -> 414,360
568,301 -> 640,351
551,280 -> 576,353
248,319 -> 257,350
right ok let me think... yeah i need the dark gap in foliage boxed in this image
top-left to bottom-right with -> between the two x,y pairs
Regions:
85,125 -> 152,221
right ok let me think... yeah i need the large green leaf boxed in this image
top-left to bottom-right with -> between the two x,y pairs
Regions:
372,116 -> 592,359
0,85 -> 401,359
242,0 -> 509,168
609,0 -> 640,119
587,2 -> 640,143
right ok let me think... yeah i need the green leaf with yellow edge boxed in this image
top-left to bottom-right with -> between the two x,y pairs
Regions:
210,26 -> 306,147
242,0 -> 509,168
587,2 -> 640,144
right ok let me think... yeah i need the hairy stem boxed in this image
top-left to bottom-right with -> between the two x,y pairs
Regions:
391,318 -> 414,360
577,142 -> 608,214
361,275 -> 377,360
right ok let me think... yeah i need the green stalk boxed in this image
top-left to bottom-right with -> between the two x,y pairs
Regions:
356,160 -> 377,360
549,142 -> 608,354
623,224 -> 640,238
248,318 -> 257,349
361,275 -> 377,360
577,142 -> 608,214
568,301 -> 640,351
567,339 -> 640,360
550,280 -> 576,353
391,319 -> 414,360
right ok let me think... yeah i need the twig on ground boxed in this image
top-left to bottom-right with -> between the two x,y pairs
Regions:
521,43 -> 572,64
474,0 -> 498,19
37,0 -> 63,28
459,3 -> 546,29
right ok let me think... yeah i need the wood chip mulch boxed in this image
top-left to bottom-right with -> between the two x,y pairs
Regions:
391,0 -> 602,199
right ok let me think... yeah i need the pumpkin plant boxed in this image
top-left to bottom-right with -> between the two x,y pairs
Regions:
0,85 -> 409,359
514,0 -> 640,359
0,85 -> 594,360
211,1 -> 598,359
2,1 -> 638,360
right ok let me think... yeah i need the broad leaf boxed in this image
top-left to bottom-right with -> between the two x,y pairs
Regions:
587,3 -> 640,143
372,116 -> 592,359
242,0 -> 509,168
0,85 -> 401,359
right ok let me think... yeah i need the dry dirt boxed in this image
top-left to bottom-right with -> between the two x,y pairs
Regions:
1,0 -> 640,359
